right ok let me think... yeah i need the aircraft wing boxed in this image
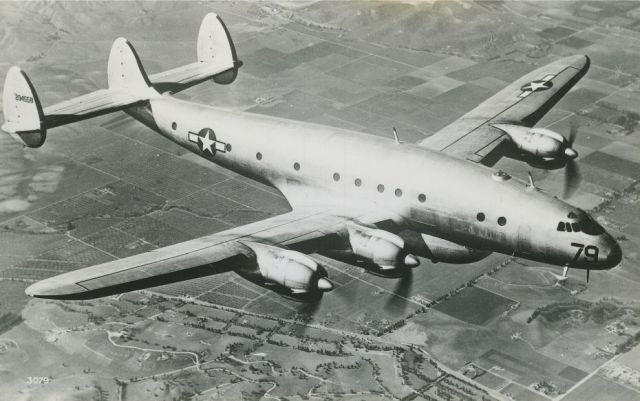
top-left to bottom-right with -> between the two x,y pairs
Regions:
25,206 -> 386,299
418,55 -> 590,165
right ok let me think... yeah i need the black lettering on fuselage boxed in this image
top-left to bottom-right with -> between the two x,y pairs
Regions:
14,93 -> 34,103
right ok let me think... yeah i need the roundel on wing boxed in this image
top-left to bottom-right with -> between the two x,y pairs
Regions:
520,80 -> 553,93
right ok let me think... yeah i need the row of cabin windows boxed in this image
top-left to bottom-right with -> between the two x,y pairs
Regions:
253,154 -> 429,202
211,149 -> 510,226
333,171 -> 424,202
203,150 -> 508,226
477,212 -> 507,226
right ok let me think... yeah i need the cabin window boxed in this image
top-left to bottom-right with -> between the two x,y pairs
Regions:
333,173 -> 340,182
557,222 -> 565,231
354,178 -> 362,187
418,194 -> 426,203
477,212 -> 485,222
572,223 -> 581,232
566,223 -> 573,232
293,162 -> 300,171
377,184 -> 385,193
171,122 -> 177,130
395,188 -> 403,197
498,217 -> 507,226
256,152 -> 262,160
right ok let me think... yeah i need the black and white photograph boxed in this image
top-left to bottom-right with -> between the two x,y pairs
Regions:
1,1 -> 639,400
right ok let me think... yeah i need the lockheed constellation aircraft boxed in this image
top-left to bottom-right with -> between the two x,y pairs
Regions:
3,14 -> 621,300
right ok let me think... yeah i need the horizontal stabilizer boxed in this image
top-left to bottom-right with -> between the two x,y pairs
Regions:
150,12 -> 241,93
2,38 -> 159,146
44,37 -> 160,128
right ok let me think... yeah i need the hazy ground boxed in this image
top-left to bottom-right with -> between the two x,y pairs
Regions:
0,1 -> 639,401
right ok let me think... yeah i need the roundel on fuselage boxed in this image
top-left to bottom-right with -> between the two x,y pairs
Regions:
187,127 -> 229,157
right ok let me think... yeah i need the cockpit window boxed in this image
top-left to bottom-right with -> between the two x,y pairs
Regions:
557,212 -> 605,235
580,215 -> 605,235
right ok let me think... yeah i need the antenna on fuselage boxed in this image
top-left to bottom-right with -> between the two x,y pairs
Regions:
392,127 -> 400,144
527,172 -> 537,190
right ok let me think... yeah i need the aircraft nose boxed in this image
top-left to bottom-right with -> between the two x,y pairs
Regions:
604,241 -> 622,269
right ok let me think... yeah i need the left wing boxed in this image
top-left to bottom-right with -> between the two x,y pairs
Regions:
24,206 -> 387,299
418,55 -> 589,165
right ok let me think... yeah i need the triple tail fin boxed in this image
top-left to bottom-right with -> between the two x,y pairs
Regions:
2,12 -> 241,148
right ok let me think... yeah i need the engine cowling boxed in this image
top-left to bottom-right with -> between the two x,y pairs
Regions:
241,241 -> 333,293
419,233 -> 491,264
346,224 -> 419,270
492,124 -> 577,162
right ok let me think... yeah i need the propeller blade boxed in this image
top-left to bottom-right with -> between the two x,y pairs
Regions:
384,268 -> 413,314
563,159 -> 581,199
569,118 -> 579,146
586,268 -> 590,283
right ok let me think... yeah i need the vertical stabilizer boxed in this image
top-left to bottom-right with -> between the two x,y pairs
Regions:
197,13 -> 239,84
1,66 -> 46,147
107,37 -> 158,97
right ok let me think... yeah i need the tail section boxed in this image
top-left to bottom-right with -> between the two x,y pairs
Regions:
1,13 -> 241,147
2,67 -> 46,147
151,12 -> 242,92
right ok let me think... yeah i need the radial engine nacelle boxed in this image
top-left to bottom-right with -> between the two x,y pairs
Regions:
240,241 -> 333,293
417,233 -> 491,264
346,223 -> 419,270
492,124 -> 578,163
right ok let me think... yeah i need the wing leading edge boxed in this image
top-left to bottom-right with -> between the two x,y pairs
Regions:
419,55 -> 590,165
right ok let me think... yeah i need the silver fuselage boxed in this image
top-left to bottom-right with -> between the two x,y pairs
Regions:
128,96 -> 621,271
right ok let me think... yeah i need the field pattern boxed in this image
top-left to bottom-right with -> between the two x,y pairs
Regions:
1,1 -> 640,401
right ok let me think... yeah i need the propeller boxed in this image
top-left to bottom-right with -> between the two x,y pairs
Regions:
384,268 -> 414,314
563,119 -> 581,199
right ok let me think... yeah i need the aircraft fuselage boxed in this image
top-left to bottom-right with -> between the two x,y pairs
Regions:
128,96 -> 621,271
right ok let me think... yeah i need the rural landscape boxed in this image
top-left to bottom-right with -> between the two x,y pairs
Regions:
1,1 -> 640,400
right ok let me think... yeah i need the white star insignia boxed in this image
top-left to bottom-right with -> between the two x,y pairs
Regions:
519,75 -> 555,98
199,132 -> 215,154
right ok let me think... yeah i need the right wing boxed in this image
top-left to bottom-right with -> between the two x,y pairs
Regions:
418,55 -> 590,165
24,207 -> 387,299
